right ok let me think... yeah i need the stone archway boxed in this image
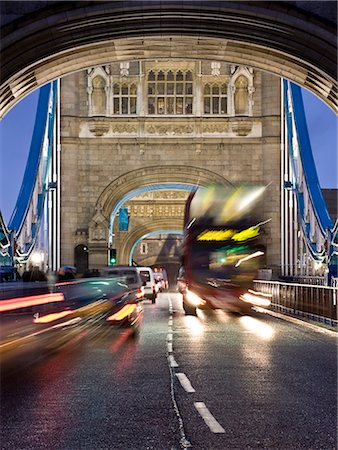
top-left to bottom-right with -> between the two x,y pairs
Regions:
88,165 -> 230,267
1,2 -> 336,116
119,218 -> 183,264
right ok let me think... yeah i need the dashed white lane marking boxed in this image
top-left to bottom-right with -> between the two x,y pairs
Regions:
176,373 -> 196,393
194,402 -> 225,433
167,333 -> 173,341
167,342 -> 173,353
169,355 -> 179,367
168,318 -> 173,326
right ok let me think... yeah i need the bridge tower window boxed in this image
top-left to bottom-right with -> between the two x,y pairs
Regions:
147,70 -> 193,115
112,83 -> 137,114
140,242 -> 148,255
203,83 -> 228,114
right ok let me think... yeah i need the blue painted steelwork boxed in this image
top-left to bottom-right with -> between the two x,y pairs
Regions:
0,210 -> 13,266
284,80 -> 335,267
8,82 -> 57,260
129,230 -> 183,266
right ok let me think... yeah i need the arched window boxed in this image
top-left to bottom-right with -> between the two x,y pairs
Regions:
234,75 -> 249,115
112,83 -> 137,114
147,70 -> 193,114
92,75 -> 106,115
203,83 -> 227,114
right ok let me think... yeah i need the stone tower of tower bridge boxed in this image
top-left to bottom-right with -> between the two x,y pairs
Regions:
59,60 -> 281,273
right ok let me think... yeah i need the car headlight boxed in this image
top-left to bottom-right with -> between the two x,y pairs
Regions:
186,290 -> 205,307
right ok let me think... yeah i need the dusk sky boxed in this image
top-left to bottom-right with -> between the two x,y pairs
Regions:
0,83 -> 337,225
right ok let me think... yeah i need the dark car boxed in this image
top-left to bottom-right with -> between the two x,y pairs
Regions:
0,277 -> 143,373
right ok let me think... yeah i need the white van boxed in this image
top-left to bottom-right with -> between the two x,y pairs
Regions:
136,267 -> 158,303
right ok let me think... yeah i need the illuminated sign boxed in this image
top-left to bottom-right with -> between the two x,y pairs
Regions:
197,227 -> 260,242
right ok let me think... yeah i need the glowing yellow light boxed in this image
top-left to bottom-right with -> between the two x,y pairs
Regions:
197,230 -> 235,241
106,304 -> 136,321
197,227 -> 260,242
232,227 -> 260,242
34,310 -> 73,323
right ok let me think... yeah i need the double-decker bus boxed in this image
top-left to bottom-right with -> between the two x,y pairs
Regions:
178,183 -> 272,315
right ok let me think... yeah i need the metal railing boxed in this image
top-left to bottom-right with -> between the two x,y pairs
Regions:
254,280 -> 337,327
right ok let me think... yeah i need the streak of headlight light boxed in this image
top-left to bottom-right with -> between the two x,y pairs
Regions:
0,293 -> 64,312
239,316 -> 274,340
33,310 -> 74,323
237,187 -> 266,212
248,289 -> 272,298
184,316 -> 204,336
107,304 -> 136,321
240,293 -> 271,307
235,251 -> 264,267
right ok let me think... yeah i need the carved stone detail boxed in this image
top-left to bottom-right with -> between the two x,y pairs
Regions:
231,120 -> 253,136
146,124 -> 194,135
111,123 -> 138,134
88,120 -> 110,136
203,122 -> 230,134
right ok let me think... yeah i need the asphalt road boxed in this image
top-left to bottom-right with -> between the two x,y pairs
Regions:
1,293 -> 337,450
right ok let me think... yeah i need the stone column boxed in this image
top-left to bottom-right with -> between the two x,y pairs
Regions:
88,242 -> 108,268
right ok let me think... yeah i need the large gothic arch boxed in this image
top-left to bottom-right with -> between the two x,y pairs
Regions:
0,1 -> 336,116
88,165 -> 230,267
119,219 -> 183,264
92,165 -> 230,225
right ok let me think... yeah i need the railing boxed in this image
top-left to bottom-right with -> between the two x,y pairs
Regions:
279,276 -> 326,286
254,280 -> 337,327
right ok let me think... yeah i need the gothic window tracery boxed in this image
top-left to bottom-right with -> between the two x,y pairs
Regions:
112,83 -> 137,114
147,70 -> 193,114
203,83 -> 228,114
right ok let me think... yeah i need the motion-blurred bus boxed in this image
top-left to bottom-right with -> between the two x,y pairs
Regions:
178,183 -> 272,315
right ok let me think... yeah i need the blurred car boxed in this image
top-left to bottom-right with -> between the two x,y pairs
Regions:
0,277 -> 143,373
100,266 -> 144,297
136,267 -> 158,303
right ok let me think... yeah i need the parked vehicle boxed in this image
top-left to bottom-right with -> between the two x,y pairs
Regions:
136,267 -> 158,303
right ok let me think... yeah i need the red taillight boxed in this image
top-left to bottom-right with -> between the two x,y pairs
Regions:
136,289 -> 143,299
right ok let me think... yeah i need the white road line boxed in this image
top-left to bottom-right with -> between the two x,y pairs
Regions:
167,342 -> 173,353
168,318 -> 173,326
176,373 -> 196,393
168,355 -> 179,367
167,333 -> 173,341
194,402 -> 225,433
